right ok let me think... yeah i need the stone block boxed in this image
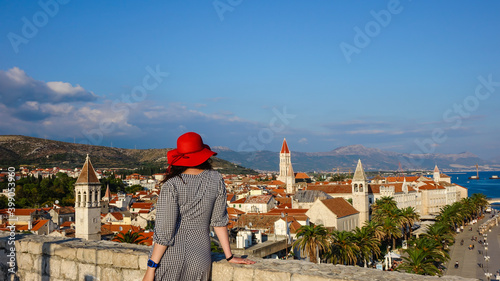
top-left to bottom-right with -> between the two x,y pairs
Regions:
78,263 -> 100,281
100,267 -> 123,281
15,240 -> 28,253
27,241 -> 43,255
52,244 -> 77,260
77,247 -> 97,263
291,274 -> 342,281
24,271 -> 41,281
17,252 -> 33,267
254,268 -> 291,281
60,259 -> 78,280
31,254 -> 47,273
47,257 -> 62,277
112,252 -> 139,269
122,269 -> 146,281
211,261 -> 234,281
96,249 -> 114,266
233,266 -> 255,281
138,254 -> 148,271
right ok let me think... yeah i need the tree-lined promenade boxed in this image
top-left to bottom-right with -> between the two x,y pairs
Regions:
293,193 -> 489,276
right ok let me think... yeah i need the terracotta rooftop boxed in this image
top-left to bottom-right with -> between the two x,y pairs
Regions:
385,176 -> 419,183
52,206 -> 75,215
102,224 -> 141,233
280,138 -> 290,154
131,202 -> 153,209
12,209 -> 37,216
294,172 -> 310,179
31,220 -> 49,231
245,195 -> 273,204
232,198 -> 246,204
321,198 -> 359,218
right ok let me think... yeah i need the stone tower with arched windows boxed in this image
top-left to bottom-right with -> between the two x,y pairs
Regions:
352,159 -> 369,225
277,138 -> 295,193
433,165 -> 441,183
75,155 -> 101,240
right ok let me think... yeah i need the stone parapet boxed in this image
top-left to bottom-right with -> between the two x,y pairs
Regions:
0,233 -> 477,281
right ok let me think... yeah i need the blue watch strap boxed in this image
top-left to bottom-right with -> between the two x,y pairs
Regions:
147,259 -> 159,268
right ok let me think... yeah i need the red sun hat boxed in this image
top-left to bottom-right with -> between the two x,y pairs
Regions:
167,132 -> 217,167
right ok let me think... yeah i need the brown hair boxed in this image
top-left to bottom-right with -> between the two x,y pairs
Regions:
159,159 -> 213,185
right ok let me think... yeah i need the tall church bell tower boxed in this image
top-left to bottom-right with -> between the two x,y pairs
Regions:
75,155 -> 101,240
352,159 -> 369,225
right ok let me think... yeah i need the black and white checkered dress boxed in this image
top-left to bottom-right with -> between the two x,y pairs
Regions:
151,169 -> 228,281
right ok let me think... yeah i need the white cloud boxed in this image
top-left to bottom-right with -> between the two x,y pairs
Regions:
0,67 -> 97,107
298,137 -> 308,144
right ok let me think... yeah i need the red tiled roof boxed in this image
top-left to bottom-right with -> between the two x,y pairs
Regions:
418,183 -> 445,190
245,195 -> 272,204
321,198 -> 359,218
13,209 -> 37,216
294,172 -> 310,179
31,220 -> 49,231
267,180 -> 285,186
102,224 -> 141,233
307,184 -> 352,194
60,221 -> 74,227
280,138 -> 290,153
386,176 -> 419,183
110,212 -> 124,220
268,208 -> 308,215
227,194 -> 235,201
232,198 -> 246,204
131,202 -> 153,209
227,208 -> 246,216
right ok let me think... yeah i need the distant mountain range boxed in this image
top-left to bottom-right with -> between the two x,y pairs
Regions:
0,135 -> 497,173
0,135 -> 256,174
212,144 -> 500,172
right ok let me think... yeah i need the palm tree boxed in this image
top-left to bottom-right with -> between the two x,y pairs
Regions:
379,217 -> 402,249
328,230 -> 359,265
293,224 -> 329,264
363,220 -> 384,241
436,203 -> 461,231
470,193 -> 489,217
400,207 -> 420,240
398,247 -> 441,276
421,225 -> 452,262
371,196 -> 398,222
353,226 -> 381,267
113,230 -> 147,244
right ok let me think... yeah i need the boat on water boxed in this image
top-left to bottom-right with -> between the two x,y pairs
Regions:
490,175 -> 500,179
468,164 -> 480,180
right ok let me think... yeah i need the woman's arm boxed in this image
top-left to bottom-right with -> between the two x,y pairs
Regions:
142,243 -> 168,281
214,226 -> 255,265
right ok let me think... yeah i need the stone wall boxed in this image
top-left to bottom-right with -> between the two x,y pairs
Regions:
0,233 -> 477,281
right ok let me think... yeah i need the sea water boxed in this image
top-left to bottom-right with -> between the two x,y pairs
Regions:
447,171 -> 500,211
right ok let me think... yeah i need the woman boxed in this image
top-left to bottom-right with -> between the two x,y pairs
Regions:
143,132 -> 255,281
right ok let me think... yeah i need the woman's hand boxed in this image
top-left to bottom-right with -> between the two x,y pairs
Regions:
142,267 -> 155,281
228,256 -> 256,265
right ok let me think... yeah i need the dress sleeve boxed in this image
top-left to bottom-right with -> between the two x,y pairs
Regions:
210,176 -> 229,227
153,182 -> 179,246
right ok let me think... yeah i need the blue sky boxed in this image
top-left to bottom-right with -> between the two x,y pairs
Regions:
1,1 -> 499,160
